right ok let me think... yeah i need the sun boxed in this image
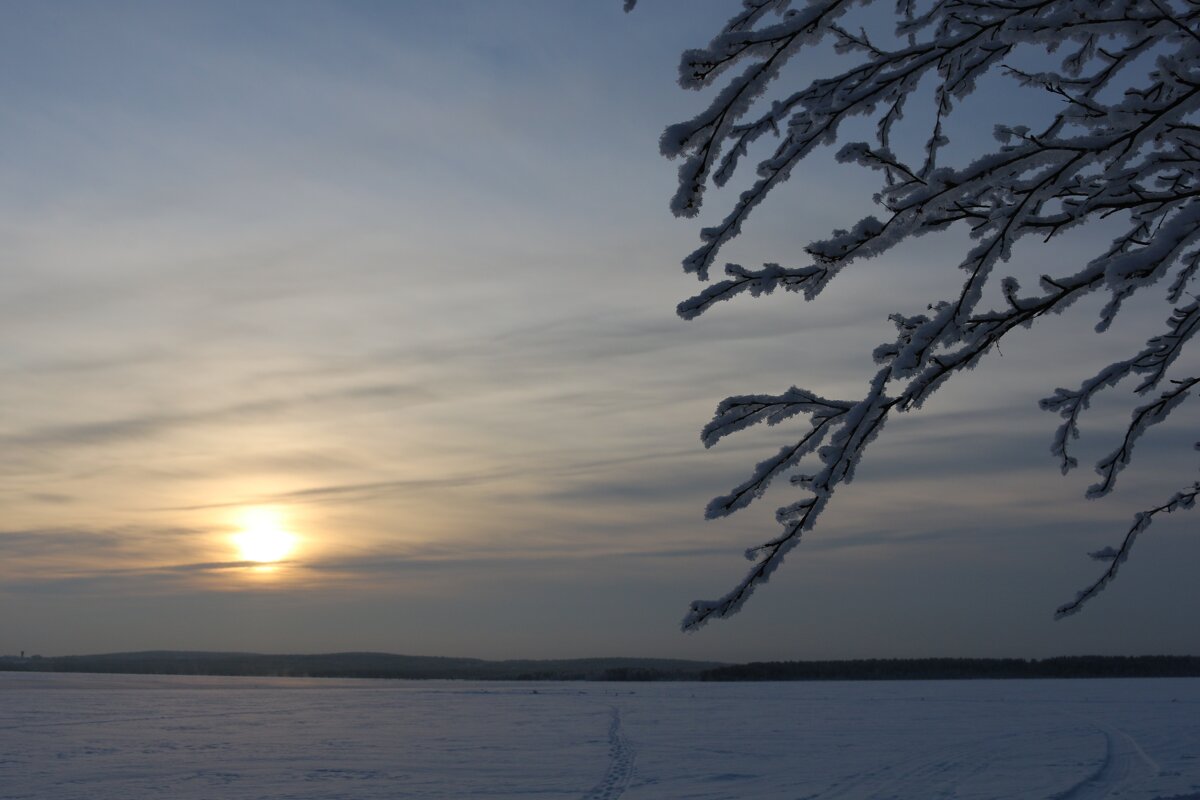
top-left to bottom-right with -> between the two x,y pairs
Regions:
234,507 -> 297,564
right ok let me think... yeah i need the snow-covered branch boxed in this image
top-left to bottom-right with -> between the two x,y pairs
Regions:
653,0 -> 1200,630
1056,482 -> 1200,618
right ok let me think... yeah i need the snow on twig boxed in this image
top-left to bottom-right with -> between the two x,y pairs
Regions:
656,0 -> 1200,630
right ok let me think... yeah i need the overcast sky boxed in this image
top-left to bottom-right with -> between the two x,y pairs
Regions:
2,1 -> 1197,662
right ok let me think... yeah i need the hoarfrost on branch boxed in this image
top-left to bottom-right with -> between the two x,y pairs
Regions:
638,0 -> 1200,630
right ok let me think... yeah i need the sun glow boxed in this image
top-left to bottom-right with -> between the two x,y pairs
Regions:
234,507 -> 297,564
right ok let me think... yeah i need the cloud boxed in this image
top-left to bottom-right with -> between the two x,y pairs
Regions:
0,527 -> 130,556
156,472 -> 506,511
2,382 -> 434,451
2,0 -> 1196,661
26,492 -> 74,505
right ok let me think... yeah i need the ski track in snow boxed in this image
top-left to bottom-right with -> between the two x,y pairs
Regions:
4,675 -> 1199,799
13,709 -> 274,729
581,705 -> 635,800
819,730 -> 1025,798
1054,722 -> 1160,800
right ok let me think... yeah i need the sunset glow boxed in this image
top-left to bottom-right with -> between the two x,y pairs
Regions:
4,1 -> 1199,665
234,508 -> 296,564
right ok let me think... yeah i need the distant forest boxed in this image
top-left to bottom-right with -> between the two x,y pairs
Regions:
2,652 -> 1199,682
699,656 -> 1200,681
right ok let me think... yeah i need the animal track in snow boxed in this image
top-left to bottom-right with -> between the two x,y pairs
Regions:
581,706 -> 635,800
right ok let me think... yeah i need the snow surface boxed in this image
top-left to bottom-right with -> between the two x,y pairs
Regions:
2,672 -> 1198,799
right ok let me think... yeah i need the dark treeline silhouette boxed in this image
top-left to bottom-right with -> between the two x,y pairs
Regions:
3,652 -> 1199,681
0,651 -> 720,681
699,656 -> 1200,681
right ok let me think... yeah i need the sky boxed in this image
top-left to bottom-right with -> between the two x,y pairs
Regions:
2,1 -> 1197,662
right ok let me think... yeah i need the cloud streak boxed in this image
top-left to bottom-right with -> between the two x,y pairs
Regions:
1,1 -> 1196,661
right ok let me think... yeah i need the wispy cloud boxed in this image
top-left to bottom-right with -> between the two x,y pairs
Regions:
1,1 -> 1195,661
155,473 -> 507,511
2,382 -> 434,450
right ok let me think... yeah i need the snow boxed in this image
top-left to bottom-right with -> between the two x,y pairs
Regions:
2,673 -> 1198,799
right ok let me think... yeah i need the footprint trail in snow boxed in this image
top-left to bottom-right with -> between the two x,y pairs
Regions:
581,705 -> 635,800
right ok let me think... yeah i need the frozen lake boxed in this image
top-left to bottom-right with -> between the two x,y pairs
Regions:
2,672 -> 1198,799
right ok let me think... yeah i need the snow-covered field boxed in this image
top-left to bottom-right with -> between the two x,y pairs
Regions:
1,672 -> 1197,799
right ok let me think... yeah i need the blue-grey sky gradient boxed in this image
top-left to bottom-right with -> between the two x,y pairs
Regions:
2,1 -> 1197,661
